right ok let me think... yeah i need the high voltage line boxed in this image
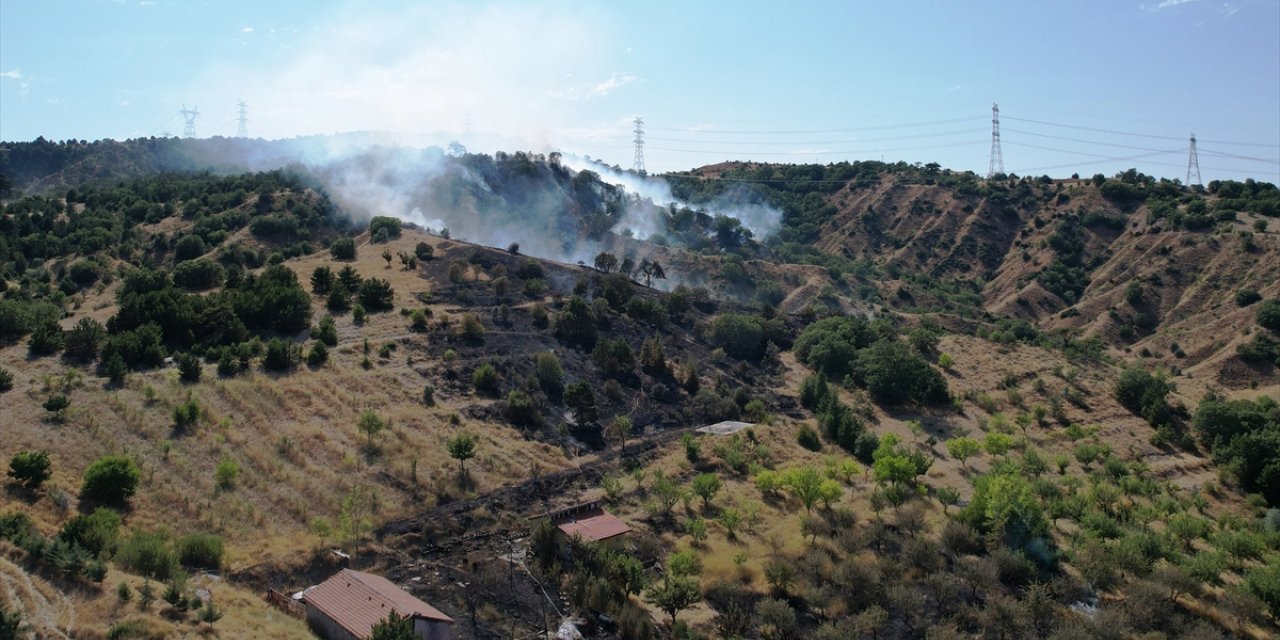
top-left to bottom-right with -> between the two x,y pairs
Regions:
645,115 -> 987,135
646,128 -> 987,146
1002,115 -> 1280,148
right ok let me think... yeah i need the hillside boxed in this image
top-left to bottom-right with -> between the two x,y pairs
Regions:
1,146 -> 1279,639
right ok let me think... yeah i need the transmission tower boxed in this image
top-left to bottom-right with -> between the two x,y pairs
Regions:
1185,133 -> 1202,186
235,100 -> 249,138
987,103 -> 1004,179
633,116 -> 645,174
179,105 -> 200,138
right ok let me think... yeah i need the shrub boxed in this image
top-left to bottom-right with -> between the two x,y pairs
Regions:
709,313 -> 787,362
796,424 -> 822,451
535,352 -> 564,399
507,390 -> 538,428
459,313 -> 484,342
173,395 -> 200,431
64,318 -> 106,362
358,278 -> 395,311
368,216 -> 402,242
214,457 -> 239,490
592,337 -> 635,379
422,384 -> 436,406
175,353 -> 202,382
472,364 -> 500,396
329,237 -> 357,260
176,533 -> 223,570
1257,299 -> 1280,333
8,450 -> 52,490
174,235 -> 208,261
28,320 -> 65,356
853,339 -> 949,405
115,529 -> 178,580
59,507 -> 121,555
306,341 -> 329,366
312,316 -> 338,346
414,242 -> 434,261
172,259 -> 224,290
263,338 -> 300,371
81,455 -> 140,506
0,367 -> 12,392
1236,288 -> 1262,307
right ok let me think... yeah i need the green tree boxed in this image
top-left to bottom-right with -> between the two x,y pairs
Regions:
691,473 -> 723,509
330,237 -> 357,260
784,466 -> 825,513
1257,299 -> 1280,333
8,450 -> 52,490
605,415 -> 634,454
356,410 -> 386,445
564,381 -> 598,426
447,433 -> 477,476
81,455 -> 141,506
535,352 -> 564,399
64,318 -> 106,362
370,611 -> 415,640
43,394 -> 70,422
645,573 -> 702,625
311,265 -> 334,294
947,437 -> 981,468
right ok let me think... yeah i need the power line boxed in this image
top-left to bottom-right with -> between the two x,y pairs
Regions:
1003,115 -> 1280,148
645,139 -> 986,156
1195,147 -> 1280,165
646,115 -> 986,135
1003,140 -> 1183,160
645,128 -> 987,146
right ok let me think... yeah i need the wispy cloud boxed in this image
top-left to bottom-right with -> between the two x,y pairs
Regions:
241,26 -> 254,33
0,69 -> 22,80
1218,2 -> 1239,17
589,72 -> 636,97
1140,0 -> 1198,10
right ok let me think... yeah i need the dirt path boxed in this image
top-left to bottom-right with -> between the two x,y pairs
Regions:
0,555 -> 74,639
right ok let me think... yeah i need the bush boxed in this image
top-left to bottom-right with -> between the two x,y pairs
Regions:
8,450 -> 52,490
176,533 -> 224,570
174,235 -> 208,262
312,316 -> 338,346
172,259 -> 225,290
64,318 -> 106,362
414,242 -> 434,261
173,395 -> 200,431
175,352 -> 201,382
472,363 -> 500,396
507,390 -> 538,428
330,237 -> 357,260
1258,299 -> 1280,333
796,424 -> 822,451
263,338 -> 300,371
709,313 -> 787,362
114,529 -> 179,580
1236,288 -> 1262,307
0,367 -> 12,392
28,320 -> 65,356
459,313 -> 484,342
535,352 -> 564,399
368,216 -> 402,242
59,507 -> 121,557
853,340 -> 950,406
357,278 -> 395,311
592,337 -> 635,379
306,341 -> 329,366
81,455 -> 140,506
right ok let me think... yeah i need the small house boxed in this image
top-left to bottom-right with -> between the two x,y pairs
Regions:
549,501 -> 631,556
300,568 -> 454,640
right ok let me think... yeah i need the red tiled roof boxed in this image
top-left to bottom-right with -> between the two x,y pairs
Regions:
554,506 -> 631,542
302,569 -> 453,639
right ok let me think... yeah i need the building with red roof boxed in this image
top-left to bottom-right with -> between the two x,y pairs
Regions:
549,501 -> 631,555
300,568 -> 454,640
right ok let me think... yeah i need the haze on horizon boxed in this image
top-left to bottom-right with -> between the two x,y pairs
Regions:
1,0 -> 1277,183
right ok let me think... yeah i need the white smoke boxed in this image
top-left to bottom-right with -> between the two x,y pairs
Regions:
560,154 -> 784,241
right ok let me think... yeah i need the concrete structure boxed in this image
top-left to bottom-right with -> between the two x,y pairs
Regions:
695,420 -> 754,436
300,569 -> 453,640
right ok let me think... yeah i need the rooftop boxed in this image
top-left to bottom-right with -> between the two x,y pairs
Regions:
302,569 -> 453,639
552,503 -> 632,543
695,420 -> 754,436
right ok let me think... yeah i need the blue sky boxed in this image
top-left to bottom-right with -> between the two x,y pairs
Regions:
2,0 -> 1277,182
